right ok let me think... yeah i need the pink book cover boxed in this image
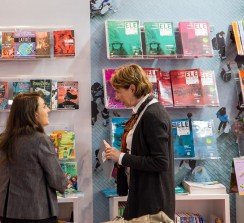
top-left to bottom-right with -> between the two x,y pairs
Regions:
143,67 -> 160,99
103,68 -> 126,109
156,70 -> 173,107
179,21 -> 213,57
234,158 -> 244,195
170,69 -> 204,107
200,70 -> 220,107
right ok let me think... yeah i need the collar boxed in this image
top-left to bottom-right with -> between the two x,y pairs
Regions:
132,94 -> 150,114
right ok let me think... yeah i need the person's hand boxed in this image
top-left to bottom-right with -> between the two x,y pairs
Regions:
105,146 -> 121,162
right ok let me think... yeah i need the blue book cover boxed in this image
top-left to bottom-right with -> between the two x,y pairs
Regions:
171,118 -> 195,158
111,117 -> 129,150
192,120 -> 219,159
12,81 -> 31,98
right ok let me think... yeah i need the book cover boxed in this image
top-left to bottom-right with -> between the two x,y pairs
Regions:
233,158 -> 244,195
200,70 -> 220,107
170,69 -> 204,107
156,70 -> 173,107
51,80 -> 58,110
53,30 -> 75,57
144,22 -> 176,57
60,161 -> 78,193
171,118 -> 195,158
111,117 -> 129,150
0,32 -> 2,58
36,31 -> 51,58
14,31 -> 36,59
232,21 -> 244,55
179,21 -> 213,57
192,120 -> 219,159
30,79 -> 52,108
57,81 -> 79,109
103,68 -> 126,109
143,67 -> 160,99
2,32 -> 14,59
0,81 -> 9,110
12,81 -> 31,98
239,70 -> 244,105
105,20 -> 143,58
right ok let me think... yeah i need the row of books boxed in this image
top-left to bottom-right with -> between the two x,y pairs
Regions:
105,20 -> 213,59
50,130 -> 78,197
103,68 -> 219,109
111,117 -> 219,159
232,20 -> 244,55
0,80 -> 79,110
0,29 -> 75,59
175,213 -> 205,223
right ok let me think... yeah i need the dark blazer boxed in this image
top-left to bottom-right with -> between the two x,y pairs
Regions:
122,102 -> 175,220
0,132 -> 67,220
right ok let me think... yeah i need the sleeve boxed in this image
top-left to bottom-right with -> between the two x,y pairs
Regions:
37,135 -> 67,193
122,107 -> 171,172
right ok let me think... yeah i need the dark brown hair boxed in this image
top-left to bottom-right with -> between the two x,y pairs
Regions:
110,64 -> 152,98
0,92 -> 44,162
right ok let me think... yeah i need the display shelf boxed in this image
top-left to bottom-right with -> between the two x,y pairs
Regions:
58,193 -> 84,223
109,194 -> 230,223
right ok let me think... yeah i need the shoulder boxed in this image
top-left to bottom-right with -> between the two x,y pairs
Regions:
31,132 -> 52,147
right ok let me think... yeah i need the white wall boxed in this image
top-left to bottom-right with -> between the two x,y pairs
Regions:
0,0 -> 92,222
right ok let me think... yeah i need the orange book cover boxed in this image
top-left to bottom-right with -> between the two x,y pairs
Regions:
232,21 -> 243,55
239,70 -> 244,103
2,32 -> 14,59
36,32 -> 51,58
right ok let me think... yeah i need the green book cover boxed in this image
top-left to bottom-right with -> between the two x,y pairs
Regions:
144,22 -> 176,56
106,20 -> 143,58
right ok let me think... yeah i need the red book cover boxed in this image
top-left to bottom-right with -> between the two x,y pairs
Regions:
200,70 -> 220,107
143,67 -> 160,99
179,21 -> 213,57
2,32 -> 14,59
53,30 -> 75,57
156,70 -> 173,107
170,69 -> 204,107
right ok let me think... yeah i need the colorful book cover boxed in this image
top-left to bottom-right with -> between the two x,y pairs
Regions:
111,117 -> 129,150
170,69 -> 204,107
30,79 -> 52,108
105,20 -> 143,58
0,82 -> 9,110
156,70 -> 173,107
2,32 -> 14,59
53,30 -> 75,57
57,130 -> 75,160
171,118 -> 195,158
51,80 -> 58,110
179,21 -> 213,57
0,32 -> 2,58
14,31 -> 36,58
144,22 -> 176,57
36,31 -> 51,58
192,120 -> 219,158
143,67 -> 160,99
57,81 -> 79,109
232,21 -> 244,55
200,70 -> 220,107
233,158 -> 244,195
239,70 -> 244,105
12,81 -> 31,98
103,68 -> 126,109
60,161 -> 78,193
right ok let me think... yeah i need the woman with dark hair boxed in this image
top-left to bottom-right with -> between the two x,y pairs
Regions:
0,93 -> 67,223
105,64 -> 174,221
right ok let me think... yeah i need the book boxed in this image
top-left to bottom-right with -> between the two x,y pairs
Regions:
101,188 -> 118,197
51,80 -> 58,110
57,81 -> 79,109
0,32 -> 2,58
53,30 -> 75,57
171,118 -> 195,158
239,70 -> 244,105
12,81 -> 31,98
105,20 -> 143,58
35,31 -> 51,58
111,117 -> 129,150
183,180 -> 226,194
30,79 -> 52,108
0,81 -> 9,110
14,31 -> 36,59
156,70 -> 173,107
144,22 -> 176,57
2,32 -> 14,59
170,69 -> 204,107
179,21 -> 213,57
103,68 -> 126,109
200,70 -> 220,107
233,158 -> 244,195
192,120 -> 219,159
232,21 -> 244,55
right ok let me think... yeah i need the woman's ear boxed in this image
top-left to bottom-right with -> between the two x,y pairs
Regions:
129,84 -> 136,93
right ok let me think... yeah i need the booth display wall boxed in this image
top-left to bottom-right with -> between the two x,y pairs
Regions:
0,0 -> 92,222
91,0 -> 242,222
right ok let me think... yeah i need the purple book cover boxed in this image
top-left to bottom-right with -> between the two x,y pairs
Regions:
103,69 -> 126,109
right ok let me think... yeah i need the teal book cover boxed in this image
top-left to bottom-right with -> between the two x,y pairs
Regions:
171,118 -> 195,158
106,20 -> 143,58
144,22 -> 176,56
